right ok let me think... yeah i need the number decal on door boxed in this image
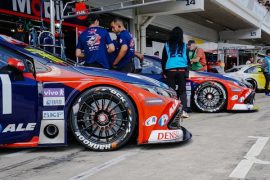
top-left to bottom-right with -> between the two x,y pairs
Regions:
0,74 -> 12,114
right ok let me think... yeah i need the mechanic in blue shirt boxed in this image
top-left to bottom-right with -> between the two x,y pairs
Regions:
76,14 -> 115,69
262,49 -> 270,96
110,18 -> 135,72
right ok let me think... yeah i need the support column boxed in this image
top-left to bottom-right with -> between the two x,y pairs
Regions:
140,16 -> 156,54
50,0 -> 55,53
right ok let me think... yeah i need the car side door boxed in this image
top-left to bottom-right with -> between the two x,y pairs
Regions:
0,44 -> 39,145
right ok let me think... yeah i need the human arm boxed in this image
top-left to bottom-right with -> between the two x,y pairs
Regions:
135,51 -> 144,61
113,34 -> 129,66
105,31 -> 115,53
75,48 -> 85,58
75,36 -> 85,58
113,45 -> 128,66
107,44 -> 115,53
191,48 -> 206,65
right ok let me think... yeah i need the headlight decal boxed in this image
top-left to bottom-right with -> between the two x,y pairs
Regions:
145,98 -> 164,105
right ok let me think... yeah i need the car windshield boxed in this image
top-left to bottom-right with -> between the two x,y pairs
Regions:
24,46 -> 75,66
225,67 -> 242,73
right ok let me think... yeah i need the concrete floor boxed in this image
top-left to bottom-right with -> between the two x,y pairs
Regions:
0,93 -> 270,180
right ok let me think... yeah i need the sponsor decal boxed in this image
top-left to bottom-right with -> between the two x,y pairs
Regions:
109,89 -> 126,103
145,116 -> 157,126
75,132 -> 112,150
244,90 -> 251,98
43,88 -> 65,106
43,88 -> 65,97
43,110 -> 64,120
239,97 -> 245,103
148,130 -> 183,142
158,114 -> 169,127
43,97 -> 65,106
186,82 -> 192,91
169,100 -> 179,117
7,0 -> 64,20
0,123 -> 36,133
231,95 -> 238,101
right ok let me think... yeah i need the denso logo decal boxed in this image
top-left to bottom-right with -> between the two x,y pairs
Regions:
169,100 -> 179,117
0,123 -> 36,133
148,130 -> 183,142
43,110 -> 64,120
145,116 -> 157,126
158,114 -> 169,127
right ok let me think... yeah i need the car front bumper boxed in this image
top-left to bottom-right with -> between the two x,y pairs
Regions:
147,109 -> 192,144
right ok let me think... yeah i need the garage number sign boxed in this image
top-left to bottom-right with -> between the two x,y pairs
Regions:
186,0 -> 196,5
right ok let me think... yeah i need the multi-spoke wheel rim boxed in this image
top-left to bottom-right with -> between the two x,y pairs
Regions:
196,85 -> 225,110
75,92 -> 130,144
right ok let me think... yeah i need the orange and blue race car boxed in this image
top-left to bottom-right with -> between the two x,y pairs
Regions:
136,55 -> 257,112
0,35 -> 191,151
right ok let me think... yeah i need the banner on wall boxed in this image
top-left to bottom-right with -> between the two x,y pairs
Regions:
0,0 -> 88,28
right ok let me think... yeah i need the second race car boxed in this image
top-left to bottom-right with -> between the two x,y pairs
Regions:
136,55 -> 256,113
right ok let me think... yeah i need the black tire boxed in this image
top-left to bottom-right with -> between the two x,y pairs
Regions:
69,86 -> 136,151
194,82 -> 227,113
247,79 -> 257,91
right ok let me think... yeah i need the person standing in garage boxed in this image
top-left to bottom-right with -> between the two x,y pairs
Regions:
162,27 -> 190,118
110,18 -> 136,73
187,40 -> 207,72
76,14 -> 115,69
262,49 -> 270,96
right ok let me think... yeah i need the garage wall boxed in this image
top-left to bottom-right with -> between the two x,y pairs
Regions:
151,15 -> 219,42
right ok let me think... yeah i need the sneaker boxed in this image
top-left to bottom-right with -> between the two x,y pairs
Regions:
181,111 -> 189,118
266,93 -> 270,96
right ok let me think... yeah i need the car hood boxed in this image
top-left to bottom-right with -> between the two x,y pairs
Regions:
72,66 -> 169,88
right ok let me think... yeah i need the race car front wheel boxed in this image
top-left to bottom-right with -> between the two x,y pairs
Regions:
247,79 -> 257,91
194,82 -> 227,113
70,86 -> 136,151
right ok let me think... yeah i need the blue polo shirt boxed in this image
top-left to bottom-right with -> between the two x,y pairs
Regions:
77,27 -> 112,68
116,30 -> 135,68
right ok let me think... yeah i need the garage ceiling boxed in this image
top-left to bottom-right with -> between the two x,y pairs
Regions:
178,0 -> 255,32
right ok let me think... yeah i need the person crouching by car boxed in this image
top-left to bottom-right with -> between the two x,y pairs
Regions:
162,27 -> 190,118
187,40 -> 207,72
76,14 -> 115,69
262,49 -> 270,96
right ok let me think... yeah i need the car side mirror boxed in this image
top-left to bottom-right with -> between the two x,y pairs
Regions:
7,57 -> 25,72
